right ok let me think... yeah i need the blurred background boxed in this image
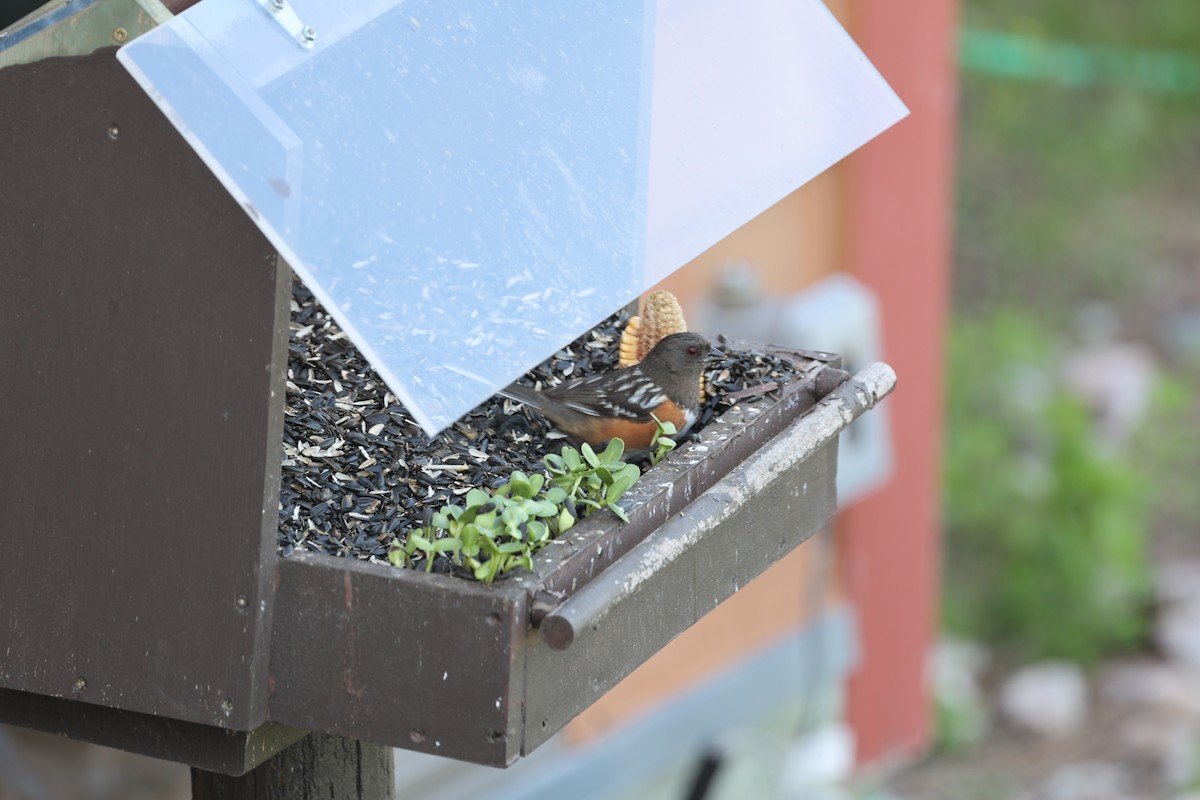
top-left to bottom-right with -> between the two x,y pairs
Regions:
2,0 -> 1198,798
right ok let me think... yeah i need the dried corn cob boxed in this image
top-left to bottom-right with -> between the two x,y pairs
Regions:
637,290 -> 688,361
619,315 -> 642,369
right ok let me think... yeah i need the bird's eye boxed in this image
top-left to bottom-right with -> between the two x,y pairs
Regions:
687,346 -> 698,356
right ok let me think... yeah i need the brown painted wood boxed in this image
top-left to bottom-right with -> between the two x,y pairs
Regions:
191,733 -> 395,800
521,441 -> 839,754
0,48 -> 288,730
0,688 -> 307,775
267,553 -> 529,767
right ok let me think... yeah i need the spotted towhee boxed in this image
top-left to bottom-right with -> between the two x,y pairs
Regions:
499,331 -> 722,457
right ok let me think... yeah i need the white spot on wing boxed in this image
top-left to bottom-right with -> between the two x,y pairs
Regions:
561,400 -> 601,417
629,385 -> 664,408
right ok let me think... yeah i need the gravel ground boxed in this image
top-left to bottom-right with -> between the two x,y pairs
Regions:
881,685 -> 1172,800
879,510 -> 1200,800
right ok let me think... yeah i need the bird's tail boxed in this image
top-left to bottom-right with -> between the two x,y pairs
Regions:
496,383 -> 541,409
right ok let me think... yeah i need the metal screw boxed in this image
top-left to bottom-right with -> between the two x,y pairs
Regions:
235,594 -> 248,609
112,27 -> 128,43
74,676 -> 87,691
221,698 -> 234,715
301,26 -> 316,46
107,124 -> 120,140
270,0 -> 284,8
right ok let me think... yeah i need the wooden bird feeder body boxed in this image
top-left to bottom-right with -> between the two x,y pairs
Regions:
0,27 -> 895,775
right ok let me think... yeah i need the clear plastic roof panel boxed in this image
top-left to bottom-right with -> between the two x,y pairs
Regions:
118,0 -> 905,436
645,0 -> 908,284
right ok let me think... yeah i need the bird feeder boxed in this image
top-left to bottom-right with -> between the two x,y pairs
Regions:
0,0 -> 903,792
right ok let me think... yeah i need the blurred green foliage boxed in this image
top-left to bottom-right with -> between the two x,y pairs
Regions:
1128,365 -> 1200,541
944,0 -> 1200,664
942,314 -> 1151,664
955,3 -> 1200,320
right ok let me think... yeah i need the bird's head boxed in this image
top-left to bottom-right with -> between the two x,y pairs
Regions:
646,332 -> 723,375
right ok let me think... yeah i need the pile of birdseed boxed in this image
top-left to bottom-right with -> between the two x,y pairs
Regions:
279,278 -> 802,565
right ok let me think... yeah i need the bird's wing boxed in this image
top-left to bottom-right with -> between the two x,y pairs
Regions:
545,369 -> 667,421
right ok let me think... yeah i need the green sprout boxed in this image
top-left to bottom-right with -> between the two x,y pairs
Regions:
544,439 -> 640,523
648,413 -> 678,467
387,443 -> 641,583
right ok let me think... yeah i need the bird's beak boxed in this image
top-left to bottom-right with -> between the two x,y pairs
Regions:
706,346 -> 725,362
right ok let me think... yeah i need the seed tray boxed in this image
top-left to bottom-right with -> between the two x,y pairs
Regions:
279,279 -> 804,570
266,341 -> 870,765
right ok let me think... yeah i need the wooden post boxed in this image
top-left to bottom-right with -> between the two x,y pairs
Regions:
191,733 -> 395,800
841,0 -> 958,766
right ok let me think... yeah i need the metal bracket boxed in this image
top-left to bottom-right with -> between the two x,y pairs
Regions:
256,0 -> 314,50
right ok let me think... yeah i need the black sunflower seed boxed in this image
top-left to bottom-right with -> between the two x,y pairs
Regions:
277,276 -> 803,565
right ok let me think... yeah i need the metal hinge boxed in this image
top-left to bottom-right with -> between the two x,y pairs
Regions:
255,0 -> 315,50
